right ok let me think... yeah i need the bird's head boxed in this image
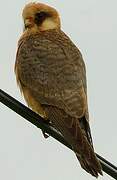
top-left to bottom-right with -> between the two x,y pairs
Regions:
22,2 -> 61,32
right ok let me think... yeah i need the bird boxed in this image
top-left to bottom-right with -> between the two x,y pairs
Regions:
15,2 -> 102,177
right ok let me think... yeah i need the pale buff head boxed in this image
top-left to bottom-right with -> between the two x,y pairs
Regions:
22,2 -> 61,32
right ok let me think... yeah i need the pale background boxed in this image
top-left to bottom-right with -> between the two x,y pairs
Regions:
0,0 -> 117,180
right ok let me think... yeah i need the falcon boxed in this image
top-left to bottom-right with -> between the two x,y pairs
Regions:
15,2 -> 102,177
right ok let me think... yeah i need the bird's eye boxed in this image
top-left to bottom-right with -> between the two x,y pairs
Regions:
35,11 -> 49,25
36,12 -> 47,18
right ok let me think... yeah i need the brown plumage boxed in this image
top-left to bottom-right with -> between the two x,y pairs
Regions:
15,2 -> 102,177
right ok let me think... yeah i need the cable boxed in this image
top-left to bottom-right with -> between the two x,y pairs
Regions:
0,89 -> 117,179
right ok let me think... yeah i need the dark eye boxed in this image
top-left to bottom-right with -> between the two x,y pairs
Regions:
35,11 -> 49,25
36,12 -> 47,18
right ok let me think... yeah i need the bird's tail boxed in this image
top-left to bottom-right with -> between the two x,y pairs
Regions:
66,115 -> 102,177
75,117 -> 103,177
75,145 -> 102,178
43,105 -> 103,177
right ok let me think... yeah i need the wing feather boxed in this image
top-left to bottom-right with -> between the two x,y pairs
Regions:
16,30 -> 88,119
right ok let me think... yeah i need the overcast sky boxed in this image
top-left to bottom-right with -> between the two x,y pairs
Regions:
0,0 -> 117,180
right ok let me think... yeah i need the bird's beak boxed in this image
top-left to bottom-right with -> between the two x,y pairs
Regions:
24,17 -> 34,29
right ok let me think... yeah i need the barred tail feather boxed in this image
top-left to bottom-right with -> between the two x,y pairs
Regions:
76,149 -> 102,177
43,105 -> 103,177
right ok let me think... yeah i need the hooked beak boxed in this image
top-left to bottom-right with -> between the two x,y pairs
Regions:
24,17 -> 34,29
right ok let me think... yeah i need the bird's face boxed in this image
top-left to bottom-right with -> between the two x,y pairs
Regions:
22,2 -> 61,32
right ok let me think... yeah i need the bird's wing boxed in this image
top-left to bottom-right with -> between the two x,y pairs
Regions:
15,30 -> 92,143
16,30 -> 95,146
16,30 -> 88,119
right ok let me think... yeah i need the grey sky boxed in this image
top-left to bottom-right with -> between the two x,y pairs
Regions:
0,0 -> 117,179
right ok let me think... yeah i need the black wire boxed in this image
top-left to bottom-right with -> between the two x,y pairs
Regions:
0,89 -> 117,179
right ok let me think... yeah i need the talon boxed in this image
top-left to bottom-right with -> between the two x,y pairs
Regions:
42,130 -> 49,138
42,118 -> 50,138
